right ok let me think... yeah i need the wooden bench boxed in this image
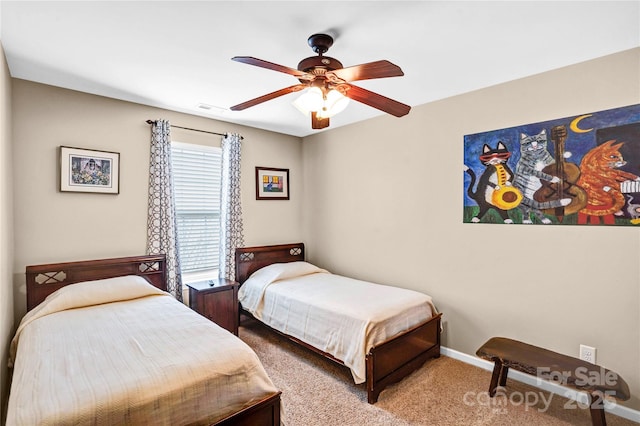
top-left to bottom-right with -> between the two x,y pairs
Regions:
476,337 -> 630,426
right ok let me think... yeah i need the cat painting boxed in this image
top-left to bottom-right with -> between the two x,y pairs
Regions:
512,129 -> 571,224
464,142 -> 522,223
576,140 -> 640,225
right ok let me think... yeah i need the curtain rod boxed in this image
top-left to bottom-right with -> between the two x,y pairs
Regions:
145,120 -> 242,139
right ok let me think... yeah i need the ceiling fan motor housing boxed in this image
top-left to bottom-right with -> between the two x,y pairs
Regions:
297,56 -> 344,74
298,33 -> 343,77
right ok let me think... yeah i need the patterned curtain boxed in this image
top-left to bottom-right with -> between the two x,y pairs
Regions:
220,133 -> 244,281
147,119 -> 183,300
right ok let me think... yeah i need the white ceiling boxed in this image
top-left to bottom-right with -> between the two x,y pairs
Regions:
1,1 -> 639,137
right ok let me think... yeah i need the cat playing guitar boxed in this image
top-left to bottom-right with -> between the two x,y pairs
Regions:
533,125 -> 587,222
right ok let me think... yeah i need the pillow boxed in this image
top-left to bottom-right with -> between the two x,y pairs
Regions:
247,261 -> 329,284
36,274 -> 167,314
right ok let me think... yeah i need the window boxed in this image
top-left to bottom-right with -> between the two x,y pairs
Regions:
171,142 -> 222,283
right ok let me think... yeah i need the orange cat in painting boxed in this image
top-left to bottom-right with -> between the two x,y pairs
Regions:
576,140 -> 639,224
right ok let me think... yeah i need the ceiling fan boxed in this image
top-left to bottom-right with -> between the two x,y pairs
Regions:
230,33 -> 411,130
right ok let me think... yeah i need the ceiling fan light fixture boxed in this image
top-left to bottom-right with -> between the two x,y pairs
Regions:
319,89 -> 349,118
293,87 -> 349,119
293,87 -> 324,115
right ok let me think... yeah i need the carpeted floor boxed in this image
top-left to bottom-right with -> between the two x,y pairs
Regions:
239,317 -> 638,426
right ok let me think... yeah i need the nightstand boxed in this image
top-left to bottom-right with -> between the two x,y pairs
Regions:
186,278 -> 239,335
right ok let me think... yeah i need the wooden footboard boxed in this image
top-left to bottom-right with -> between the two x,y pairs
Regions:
214,392 -> 281,426
242,309 -> 441,404
366,313 -> 442,403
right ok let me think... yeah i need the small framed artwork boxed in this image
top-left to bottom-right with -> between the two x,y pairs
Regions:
256,166 -> 289,200
60,146 -> 120,194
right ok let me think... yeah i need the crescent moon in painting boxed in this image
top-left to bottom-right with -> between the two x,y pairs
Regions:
570,114 -> 594,133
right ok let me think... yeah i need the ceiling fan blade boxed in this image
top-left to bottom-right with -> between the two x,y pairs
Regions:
326,60 -> 404,83
232,56 -> 313,80
311,112 -> 330,129
230,84 -> 306,111
342,84 -> 411,117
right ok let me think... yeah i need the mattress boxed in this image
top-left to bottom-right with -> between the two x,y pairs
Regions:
238,261 -> 437,384
7,275 -> 279,426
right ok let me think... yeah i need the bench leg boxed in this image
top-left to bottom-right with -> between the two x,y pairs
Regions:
588,392 -> 607,426
489,360 -> 504,396
499,364 -> 509,386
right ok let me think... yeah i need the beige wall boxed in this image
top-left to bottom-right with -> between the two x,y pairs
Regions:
302,48 -> 640,410
11,80 -> 303,322
0,41 -> 14,424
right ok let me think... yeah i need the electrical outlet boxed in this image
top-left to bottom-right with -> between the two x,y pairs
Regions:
580,344 -> 597,364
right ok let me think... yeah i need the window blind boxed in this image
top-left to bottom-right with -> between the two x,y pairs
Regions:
171,142 -> 222,274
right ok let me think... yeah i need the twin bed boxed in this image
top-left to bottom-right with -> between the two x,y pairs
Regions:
7,243 -> 441,424
235,242 -> 442,404
7,255 -> 281,426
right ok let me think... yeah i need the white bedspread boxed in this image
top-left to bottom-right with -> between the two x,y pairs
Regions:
7,275 -> 279,426
239,262 -> 437,384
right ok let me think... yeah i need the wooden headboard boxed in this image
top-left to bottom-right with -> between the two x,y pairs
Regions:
25,254 -> 167,311
235,243 -> 305,284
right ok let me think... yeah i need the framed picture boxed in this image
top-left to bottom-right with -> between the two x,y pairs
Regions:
60,146 -> 120,194
256,167 -> 289,200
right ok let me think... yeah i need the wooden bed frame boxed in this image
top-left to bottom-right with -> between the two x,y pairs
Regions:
235,242 -> 442,404
24,254 -> 281,426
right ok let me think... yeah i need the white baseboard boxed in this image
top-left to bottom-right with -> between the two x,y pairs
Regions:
440,346 -> 640,423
